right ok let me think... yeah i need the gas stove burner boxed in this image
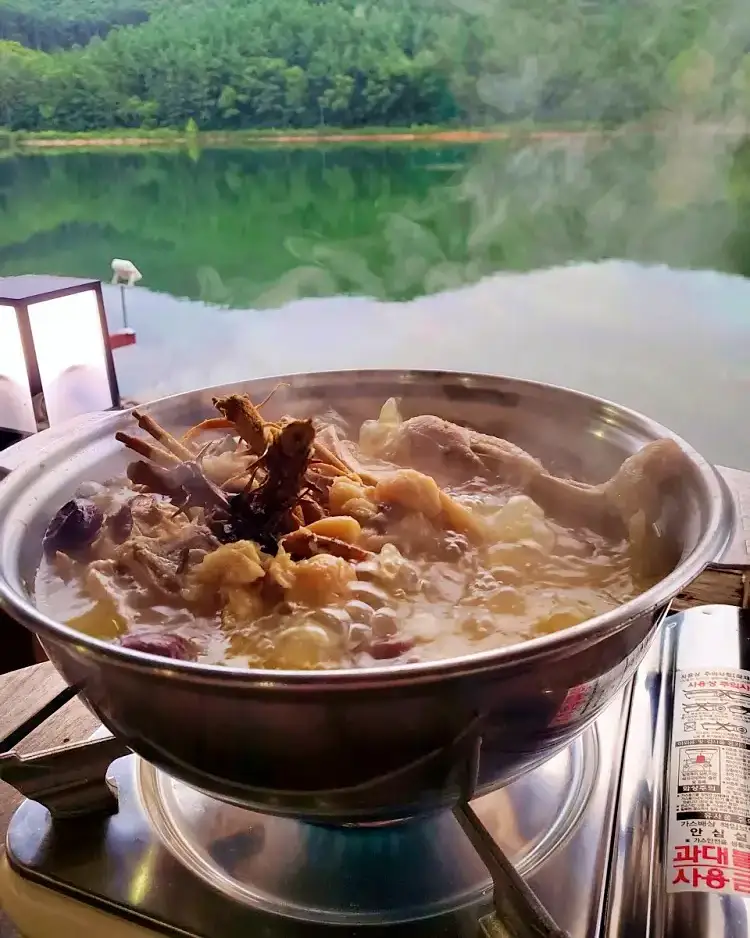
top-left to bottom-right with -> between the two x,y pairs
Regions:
331,818 -> 414,829
136,730 -> 598,925
5,606 -> 699,938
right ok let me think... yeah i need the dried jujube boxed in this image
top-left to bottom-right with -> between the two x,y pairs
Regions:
43,499 -> 104,558
118,632 -> 197,661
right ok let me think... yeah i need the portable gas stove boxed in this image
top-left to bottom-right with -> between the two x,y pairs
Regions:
0,430 -> 749,938
3,604 -> 750,938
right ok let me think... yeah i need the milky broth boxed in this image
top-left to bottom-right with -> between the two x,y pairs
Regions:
34,477 -> 648,670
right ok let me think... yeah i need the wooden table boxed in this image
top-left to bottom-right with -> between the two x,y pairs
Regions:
0,568 -> 747,936
0,665 -> 99,936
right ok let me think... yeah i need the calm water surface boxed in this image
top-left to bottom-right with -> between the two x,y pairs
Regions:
1,135 -> 749,467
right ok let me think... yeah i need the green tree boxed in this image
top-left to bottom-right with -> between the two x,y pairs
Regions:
0,0 -> 747,133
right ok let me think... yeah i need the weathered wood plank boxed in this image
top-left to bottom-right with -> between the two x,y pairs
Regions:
673,565 -> 748,611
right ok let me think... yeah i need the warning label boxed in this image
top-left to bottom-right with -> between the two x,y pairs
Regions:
667,667 -> 750,896
549,635 -> 653,728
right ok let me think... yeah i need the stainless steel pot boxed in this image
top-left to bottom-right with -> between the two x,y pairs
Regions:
0,371 -> 733,823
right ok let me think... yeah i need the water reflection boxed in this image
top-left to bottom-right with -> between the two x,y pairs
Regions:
2,133 -> 749,467
107,259 -> 750,470
2,131 -> 750,307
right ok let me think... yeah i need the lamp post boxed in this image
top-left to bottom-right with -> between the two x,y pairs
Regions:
110,258 -> 141,348
0,275 -> 121,447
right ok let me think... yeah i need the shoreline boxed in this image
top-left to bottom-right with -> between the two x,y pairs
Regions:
16,125 -> 616,150
11,121 -> 747,152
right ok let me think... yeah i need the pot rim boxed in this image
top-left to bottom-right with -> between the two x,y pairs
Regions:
0,368 -> 734,689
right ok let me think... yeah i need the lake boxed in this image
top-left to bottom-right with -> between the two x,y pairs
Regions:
1,132 -> 750,468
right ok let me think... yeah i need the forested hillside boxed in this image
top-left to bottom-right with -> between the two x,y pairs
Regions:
0,0 -> 153,50
0,0 -> 748,133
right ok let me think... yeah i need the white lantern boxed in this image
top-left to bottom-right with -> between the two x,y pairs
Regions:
0,276 -> 120,439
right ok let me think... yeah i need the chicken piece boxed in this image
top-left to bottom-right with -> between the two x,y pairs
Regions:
160,524 -> 221,560
375,469 -> 485,543
366,413 -> 688,539
374,415 -> 541,489
127,495 -> 192,542
176,547 -> 210,574
522,438 -> 685,537
115,542 -> 182,602
601,438 -> 685,525
84,560 -> 121,605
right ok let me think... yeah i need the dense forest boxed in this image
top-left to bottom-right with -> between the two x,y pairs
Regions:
0,0 -> 749,133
